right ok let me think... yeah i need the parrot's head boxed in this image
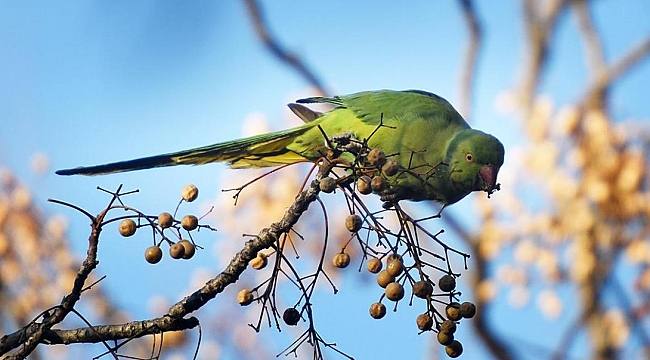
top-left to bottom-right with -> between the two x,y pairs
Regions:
445,129 -> 505,199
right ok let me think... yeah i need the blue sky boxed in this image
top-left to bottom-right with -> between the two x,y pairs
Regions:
1,1 -> 649,359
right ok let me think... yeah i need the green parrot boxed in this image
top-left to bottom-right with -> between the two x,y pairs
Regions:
56,90 -> 504,205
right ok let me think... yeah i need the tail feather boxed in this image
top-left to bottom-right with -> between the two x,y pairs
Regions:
56,126 -> 313,176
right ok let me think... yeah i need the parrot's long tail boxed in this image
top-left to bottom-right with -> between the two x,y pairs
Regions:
56,125 -> 315,176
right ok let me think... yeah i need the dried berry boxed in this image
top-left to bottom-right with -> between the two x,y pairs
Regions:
366,258 -> 382,273
356,176 -> 372,195
445,302 -> 462,321
118,219 -> 137,237
345,214 -> 363,232
385,282 -> 405,302
386,258 -> 404,277
178,239 -> 195,259
283,308 -> 300,326
438,274 -> 456,292
144,246 -> 163,264
416,313 -> 433,331
376,270 -> 395,288
371,176 -> 387,192
369,302 -> 386,319
445,340 -> 463,358
237,289 -> 254,306
169,243 -> 185,259
181,184 -> 199,202
382,160 -> 399,176
459,301 -> 477,318
319,177 -> 337,193
158,212 -> 174,229
332,252 -> 351,268
367,148 -> 386,167
439,320 -> 457,335
412,280 -> 433,299
181,215 -> 199,231
437,331 -> 454,346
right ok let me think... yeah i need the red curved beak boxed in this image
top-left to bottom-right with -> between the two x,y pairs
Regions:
477,165 -> 501,196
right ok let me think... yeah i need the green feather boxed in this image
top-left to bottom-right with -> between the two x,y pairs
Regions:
56,90 -> 505,205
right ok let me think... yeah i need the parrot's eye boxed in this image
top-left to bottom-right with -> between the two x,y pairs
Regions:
465,153 -> 474,163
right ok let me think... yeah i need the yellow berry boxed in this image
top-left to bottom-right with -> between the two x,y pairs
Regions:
181,215 -> 199,231
369,302 -> 386,319
181,184 -> 199,202
356,176 -> 372,195
118,219 -> 137,237
332,252 -> 351,268
250,254 -> 268,270
178,239 -> 195,259
144,246 -> 163,264
345,214 -> 363,232
237,289 -> 254,306
169,242 -> 185,259
366,258 -> 382,273
385,282 -> 405,302
376,270 -> 395,288
158,212 -> 174,229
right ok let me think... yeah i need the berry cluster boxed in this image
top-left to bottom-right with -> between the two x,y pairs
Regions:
116,184 -> 213,264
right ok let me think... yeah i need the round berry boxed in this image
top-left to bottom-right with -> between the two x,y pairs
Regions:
250,254 -> 268,270
319,177 -> 337,193
416,313 -> 433,331
439,320 -> 457,335
382,160 -> 399,176
181,184 -> 199,202
144,246 -> 163,264
371,176 -> 386,192
367,149 -> 386,167
445,340 -> 463,358
332,252 -> 351,268
438,274 -> 456,292
385,282 -> 405,302
412,280 -> 433,299
178,239 -> 196,259
169,242 -> 185,259
386,259 -> 404,277
366,258 -> 382,274
356,176 -> 372,195
376,270 -> 395,288
459,301 -> 477,318
369,302 -> 386,319
237,289 -> 254,306
118,219 -> 137,237
158,212 -> 174,229
283,308 -> 300,326
445,302 -> 462,321
181,215 -> 199,231
437,331 -> 454,346
345,214 -> 363,232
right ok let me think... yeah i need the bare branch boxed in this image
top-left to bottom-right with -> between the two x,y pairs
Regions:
243,0 -> 330,96
457,0 -> 483,121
